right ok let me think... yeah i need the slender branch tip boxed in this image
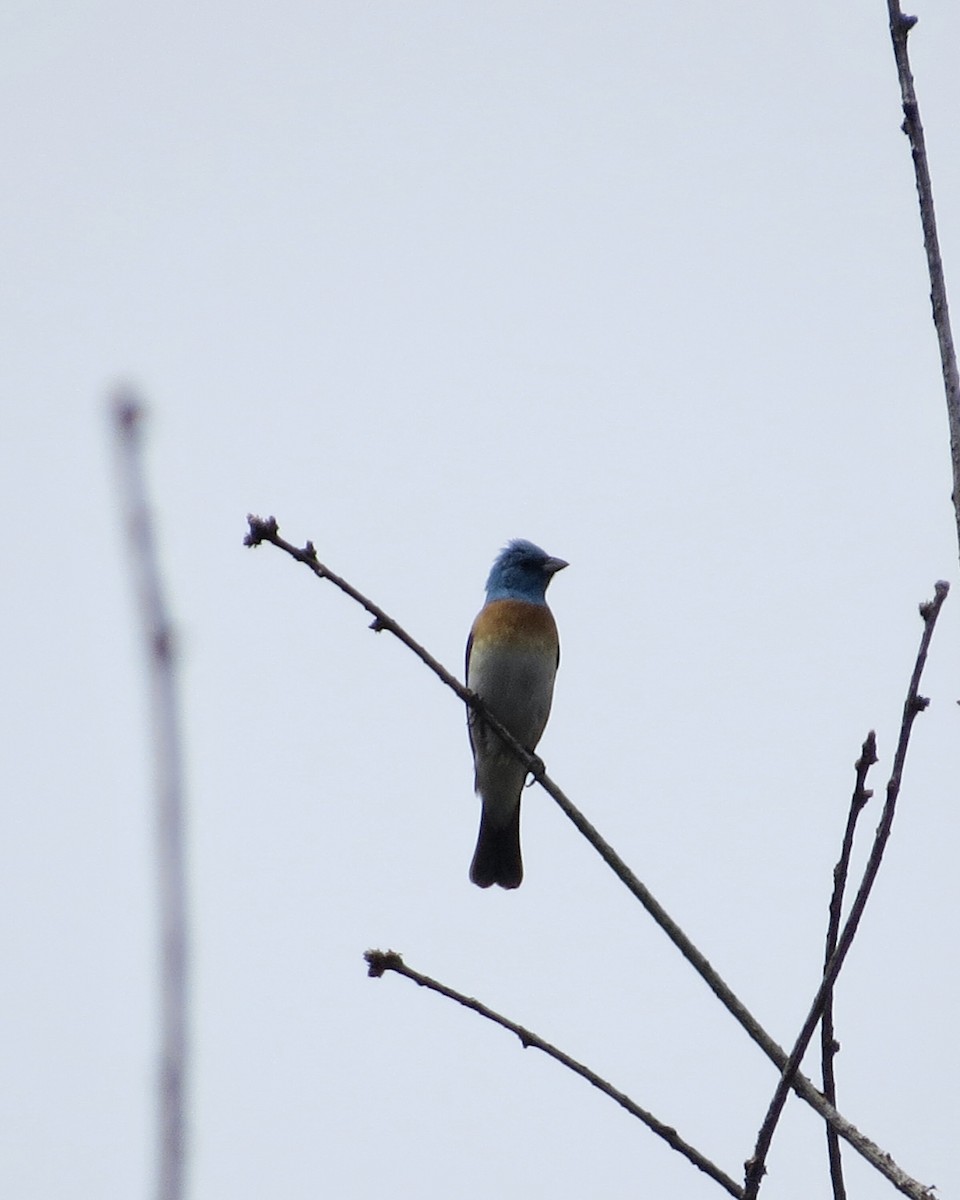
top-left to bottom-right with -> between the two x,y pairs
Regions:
112,390 -> 188,1200
920,581 -> 950,620
244,514 -> 279,546
113,394 -> 143,432
365,949 -> 405,978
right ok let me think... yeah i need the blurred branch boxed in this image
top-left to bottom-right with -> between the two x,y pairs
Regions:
365,950 -> 744,1198
886,2 -> 960,558
821,731 -> 878,1200
246,515 -> 936,1197
114,392 -> 189,1200
743,584 -> 948,1200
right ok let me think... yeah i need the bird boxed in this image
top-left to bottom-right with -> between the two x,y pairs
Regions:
466,539 -> 567,888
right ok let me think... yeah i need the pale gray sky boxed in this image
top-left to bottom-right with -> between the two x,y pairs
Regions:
3,3 -> 960,1198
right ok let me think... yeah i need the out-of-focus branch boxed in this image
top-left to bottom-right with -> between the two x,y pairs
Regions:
743,584 -> 948,1200
365,950 -> 744,1198
821,731 -> 878,1200
114,392 -> 189,1200
887,2 -> 960,558
246,516 -> 935,1197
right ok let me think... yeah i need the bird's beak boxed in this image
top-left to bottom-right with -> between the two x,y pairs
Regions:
544,556 -> 568,575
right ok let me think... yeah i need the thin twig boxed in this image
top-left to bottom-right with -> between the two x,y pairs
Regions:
115,393 -> 189,1200
887,2 -> 960,557
743,584 -> 948,1200
365,950 -> 743,1198
246,516 -> 937,1198
821,732 -> 878,1200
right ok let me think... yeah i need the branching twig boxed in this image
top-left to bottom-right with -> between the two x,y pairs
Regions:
821,732 -> 878,1200
114,392 -> 189,1200
365,950 -> 744,1198
887,2 -> 960,557
743,584 -> 948,1200
246,515 -> 937,1198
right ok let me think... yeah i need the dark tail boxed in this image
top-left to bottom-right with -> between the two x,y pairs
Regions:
469,805 -> 523,889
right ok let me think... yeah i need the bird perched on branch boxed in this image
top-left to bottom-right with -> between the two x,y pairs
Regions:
466,539 -> 567,888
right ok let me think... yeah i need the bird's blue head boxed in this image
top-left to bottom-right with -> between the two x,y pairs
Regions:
484,539 -> 568,605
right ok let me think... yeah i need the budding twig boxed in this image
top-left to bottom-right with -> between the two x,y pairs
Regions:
365,950 -> 745,1196
246,515 -> 938,1198
744,585 -> 947,1199
114,392 -> 189,1200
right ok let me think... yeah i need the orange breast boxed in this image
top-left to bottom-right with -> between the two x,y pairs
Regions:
469,599 -> 559,656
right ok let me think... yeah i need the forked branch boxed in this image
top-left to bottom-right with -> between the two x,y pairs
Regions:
743,584 -> 948,1199
246,515 -> 937,1198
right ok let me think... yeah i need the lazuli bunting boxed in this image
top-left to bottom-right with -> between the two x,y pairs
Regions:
466,539 -> 567,888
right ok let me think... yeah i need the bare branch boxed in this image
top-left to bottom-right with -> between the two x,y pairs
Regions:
743,584 -> 948,1200
248,517 -> 937,1197
114,391 -> 189,1200
886,2 -> 960,557
365,950 -> 743,1197
821,732 -> 879,1200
